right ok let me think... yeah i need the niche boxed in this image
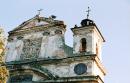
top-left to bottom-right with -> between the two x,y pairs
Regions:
55,30 -> 62,34
42,31 -> 50,36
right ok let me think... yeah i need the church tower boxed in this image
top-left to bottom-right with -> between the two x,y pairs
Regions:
5,9 -> 106,83
71,7 -> 106,83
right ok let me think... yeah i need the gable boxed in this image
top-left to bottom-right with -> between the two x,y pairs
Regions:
9,15 -> 65,37
22,20 -> 49,30
12,16 -> 50,32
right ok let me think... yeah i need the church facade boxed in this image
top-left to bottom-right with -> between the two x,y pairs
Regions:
5,13 -> 106,83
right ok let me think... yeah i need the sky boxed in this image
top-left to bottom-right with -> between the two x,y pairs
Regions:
0,0 -> 130,83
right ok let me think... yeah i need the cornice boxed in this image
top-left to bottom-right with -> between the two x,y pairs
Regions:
35,75 -> 104,83
6,54 -> 96,66
8,24 -> 66,37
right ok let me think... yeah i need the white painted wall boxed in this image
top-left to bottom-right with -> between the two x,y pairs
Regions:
73,27 -> 93,54
93,61 -> 105,81
93,28 -> 104,61
5,38 -> 23,62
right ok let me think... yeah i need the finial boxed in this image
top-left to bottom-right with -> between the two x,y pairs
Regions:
86,7 -> 91,19
37,9 -> 43,16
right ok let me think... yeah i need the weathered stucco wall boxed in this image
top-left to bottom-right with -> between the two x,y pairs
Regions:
5,26 -> 68,62
73,27 -> 93,54
43,60 -> 93,77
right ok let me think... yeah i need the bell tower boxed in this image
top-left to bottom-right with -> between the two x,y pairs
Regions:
72,7 -> 105,61
72,19 -> 105,60
71,7 -> 106,83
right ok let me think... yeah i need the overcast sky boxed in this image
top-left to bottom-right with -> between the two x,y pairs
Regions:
0,0 -> 130,83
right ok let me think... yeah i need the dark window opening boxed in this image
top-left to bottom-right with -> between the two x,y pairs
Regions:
79,38 -> 87,52
10,75 -> 32,83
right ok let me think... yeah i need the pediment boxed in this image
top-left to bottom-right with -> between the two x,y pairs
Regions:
8,15 -> 65,36
11,16 -> 54,32
21,20 -> 49,29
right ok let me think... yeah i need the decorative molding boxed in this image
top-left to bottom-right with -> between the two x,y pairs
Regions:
9,16 -> 66,37
6,54 -> 96,65
9,25 -> 65,37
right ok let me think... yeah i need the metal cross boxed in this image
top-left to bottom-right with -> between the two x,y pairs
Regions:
37,9 -> 43,16
86,7 -> 91,19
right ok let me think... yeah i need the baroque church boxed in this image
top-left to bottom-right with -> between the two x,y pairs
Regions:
5,10 -> 106,83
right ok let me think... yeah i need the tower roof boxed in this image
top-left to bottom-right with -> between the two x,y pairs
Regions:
71,18 -> 105,42
81,18 -> 95,27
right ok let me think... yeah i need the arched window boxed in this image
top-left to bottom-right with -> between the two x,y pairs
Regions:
79,38 -> 87,52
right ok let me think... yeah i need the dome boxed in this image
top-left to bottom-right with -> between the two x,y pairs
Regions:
81,19 -> 95,27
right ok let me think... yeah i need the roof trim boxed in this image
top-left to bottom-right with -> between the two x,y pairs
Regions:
9,15 -> 65,34
71,25 -> 105,42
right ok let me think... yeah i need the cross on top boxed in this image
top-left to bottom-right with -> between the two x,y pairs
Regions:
37,9 -> 43,16
86,7 -> 91,19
